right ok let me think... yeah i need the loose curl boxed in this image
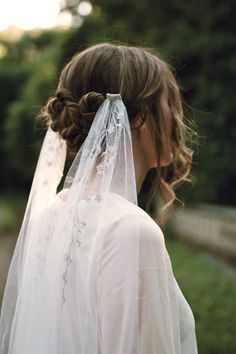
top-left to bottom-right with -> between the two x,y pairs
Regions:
38,43 -> 196,225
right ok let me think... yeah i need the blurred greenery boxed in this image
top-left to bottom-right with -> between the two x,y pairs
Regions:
0,0 -> 235,205
166,238 -> 236,354
0,194 -> 26,233
0,201 -> 16,233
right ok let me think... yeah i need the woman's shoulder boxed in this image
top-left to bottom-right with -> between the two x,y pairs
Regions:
54,189 -> 165,247
101,193 -> 168,271
104,193 -> 166,247
105,192 -> 148,218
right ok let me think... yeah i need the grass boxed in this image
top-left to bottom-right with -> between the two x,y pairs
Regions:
166,237 -> 236,354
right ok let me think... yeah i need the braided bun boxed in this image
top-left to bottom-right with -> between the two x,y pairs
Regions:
45,89 -> 105,153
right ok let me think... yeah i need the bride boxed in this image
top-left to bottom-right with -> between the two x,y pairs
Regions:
0,43 -> 198,353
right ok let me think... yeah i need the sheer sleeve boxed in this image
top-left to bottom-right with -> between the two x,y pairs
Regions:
98,214 -> 182,354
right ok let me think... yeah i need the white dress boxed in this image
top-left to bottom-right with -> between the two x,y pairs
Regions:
8,190 -> 198,354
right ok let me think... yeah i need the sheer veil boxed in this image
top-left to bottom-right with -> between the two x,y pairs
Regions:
0,93 -> 139,353
0,92 -> 198,354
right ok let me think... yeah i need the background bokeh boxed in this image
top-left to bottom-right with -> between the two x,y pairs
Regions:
0,1 -> 235,353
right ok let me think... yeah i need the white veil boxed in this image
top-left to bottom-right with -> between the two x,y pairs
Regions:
0,93 -> 139,353
0,93 -> 198,354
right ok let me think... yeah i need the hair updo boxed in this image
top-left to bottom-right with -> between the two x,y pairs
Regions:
44,89 -> 105,153
39,42 -> 195,224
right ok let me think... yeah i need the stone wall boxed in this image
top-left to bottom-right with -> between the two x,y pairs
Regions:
169,204 -> 236,262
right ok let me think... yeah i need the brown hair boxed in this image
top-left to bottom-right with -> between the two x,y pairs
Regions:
39,43 -> 195,224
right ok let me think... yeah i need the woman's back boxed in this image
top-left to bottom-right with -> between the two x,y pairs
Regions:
38,190 -> 197,354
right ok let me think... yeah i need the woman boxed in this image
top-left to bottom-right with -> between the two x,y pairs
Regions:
0,43 -> 198,353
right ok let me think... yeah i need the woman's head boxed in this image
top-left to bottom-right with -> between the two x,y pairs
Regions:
40,42 -> 194,224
